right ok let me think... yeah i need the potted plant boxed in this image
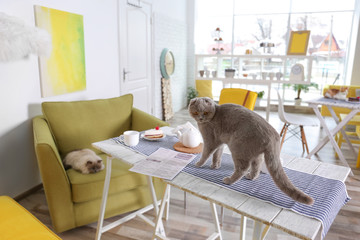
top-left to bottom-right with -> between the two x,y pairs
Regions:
256,91 -> 265,106
187,87 -> 198,106
285,83 -> 318,105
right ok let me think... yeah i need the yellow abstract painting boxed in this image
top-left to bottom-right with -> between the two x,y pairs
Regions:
34,5 -> 86,97
287,30 -> 311,55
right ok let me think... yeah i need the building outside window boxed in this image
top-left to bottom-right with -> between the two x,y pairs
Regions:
195,0 -> 356,103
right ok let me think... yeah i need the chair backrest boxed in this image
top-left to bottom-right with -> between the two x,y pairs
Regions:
41,94 -> 133,155
275,88 -> 288,123
218,88 -> 258,111
196,80 -> 213,99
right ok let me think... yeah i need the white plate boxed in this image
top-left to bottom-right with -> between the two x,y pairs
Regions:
141,133 -> 166,141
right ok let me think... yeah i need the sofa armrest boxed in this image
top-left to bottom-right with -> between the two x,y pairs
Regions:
131,108 -> 169,132
32,116 -> 76,232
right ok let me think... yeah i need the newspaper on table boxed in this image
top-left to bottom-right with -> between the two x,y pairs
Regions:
129,147 -> 196,180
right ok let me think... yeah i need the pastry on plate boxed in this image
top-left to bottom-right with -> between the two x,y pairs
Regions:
144,126 -> 164,139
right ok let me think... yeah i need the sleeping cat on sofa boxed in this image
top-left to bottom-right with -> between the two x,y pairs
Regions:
63,149 -> 104,174
324,87 -> 348,100
188,97 -> 314,205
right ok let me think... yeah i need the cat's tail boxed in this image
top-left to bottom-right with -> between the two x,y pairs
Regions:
264,147 -> 314,205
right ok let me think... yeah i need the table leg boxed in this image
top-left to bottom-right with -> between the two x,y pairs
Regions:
240,215 -> 247,240
307,105 -> 331,156
164,186 -> 170,221
307,105 -> 355,176
95,156 -> 113,240
152,184 -> 170,240
147,176 -> 166,237
209,202 -> 223,240
328,107 -> 357,159
265,83 -> 271,121
184,191 -> 187,209
252,221 -> 270,240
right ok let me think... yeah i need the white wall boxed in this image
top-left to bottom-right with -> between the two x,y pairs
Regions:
0,0 -> 190,198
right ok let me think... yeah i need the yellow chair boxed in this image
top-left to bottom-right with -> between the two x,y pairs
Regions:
337,114 -> 360,168
356,125 -> 360,168
0,196 -> 61,239
219,88 -> 258,110
196,79 -> 213,99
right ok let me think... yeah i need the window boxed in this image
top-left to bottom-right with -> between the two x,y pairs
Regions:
195,0 -> 356,102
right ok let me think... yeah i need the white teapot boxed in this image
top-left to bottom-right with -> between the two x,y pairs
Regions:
177,127 -> 201,148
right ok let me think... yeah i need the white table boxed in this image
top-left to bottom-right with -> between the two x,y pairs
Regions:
92,140 -> 170,240
306,97 -> 360,176
93,138 -> 350,240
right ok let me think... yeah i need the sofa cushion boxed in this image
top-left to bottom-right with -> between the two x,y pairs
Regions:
42,95 -> 133,156
321,85 -> 360,117
67,153 -> 148,203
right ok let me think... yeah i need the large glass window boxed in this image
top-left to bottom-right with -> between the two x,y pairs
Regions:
195,0 -> 356,103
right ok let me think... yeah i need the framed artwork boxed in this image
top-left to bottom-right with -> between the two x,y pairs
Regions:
34,5 -> 86,97
287,30 -> 311,55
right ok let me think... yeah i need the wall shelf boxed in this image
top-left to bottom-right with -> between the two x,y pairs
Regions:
195,54 -> 314,121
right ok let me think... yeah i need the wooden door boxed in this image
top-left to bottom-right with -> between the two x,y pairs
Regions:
118,0 -> 153,114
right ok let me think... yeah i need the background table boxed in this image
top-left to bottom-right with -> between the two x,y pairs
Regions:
306,97 -> 360,176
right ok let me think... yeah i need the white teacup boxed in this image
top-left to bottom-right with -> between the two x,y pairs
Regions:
122,131 -> 139,146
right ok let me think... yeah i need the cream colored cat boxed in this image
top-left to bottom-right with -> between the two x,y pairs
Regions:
63,149 -> 104,174
324,87 -> 348,100
188,97 -> 314,205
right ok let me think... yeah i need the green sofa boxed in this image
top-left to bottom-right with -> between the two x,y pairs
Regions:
32,94 -> 169,233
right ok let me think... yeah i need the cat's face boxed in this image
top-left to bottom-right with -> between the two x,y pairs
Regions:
188,97 -> 216,123
86,159 -> 104,173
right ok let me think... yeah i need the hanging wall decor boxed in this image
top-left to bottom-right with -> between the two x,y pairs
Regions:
287,30 -> 311,55
34,5 -> 86,97
160,48 -> 175,121
0,12 -> 51,61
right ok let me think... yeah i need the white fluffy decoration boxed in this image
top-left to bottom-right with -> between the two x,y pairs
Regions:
0,12 -> 52,62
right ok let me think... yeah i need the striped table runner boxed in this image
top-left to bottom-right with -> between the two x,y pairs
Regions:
114,134 -> 350,239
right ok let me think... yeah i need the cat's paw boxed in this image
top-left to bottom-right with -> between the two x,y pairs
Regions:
245,172 -> 259,180
210,163 -> 221,169
195,161 -> 205,168
223,177 -> 232,185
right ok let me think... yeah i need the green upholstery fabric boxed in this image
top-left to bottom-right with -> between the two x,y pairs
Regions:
68,153 -> 148,203
33,95 -> 169,233
42,94 -> 133,156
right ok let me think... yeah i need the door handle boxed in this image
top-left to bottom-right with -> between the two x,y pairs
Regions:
123,69 -> 131,81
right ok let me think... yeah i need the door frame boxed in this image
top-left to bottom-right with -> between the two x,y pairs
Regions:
117,0 -> 155,115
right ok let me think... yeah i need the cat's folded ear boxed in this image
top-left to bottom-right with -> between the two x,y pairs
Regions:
204,97 -> 213,105
189,98 -> 197,106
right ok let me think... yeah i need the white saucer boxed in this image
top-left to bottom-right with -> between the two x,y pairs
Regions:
141,134 -> 166,141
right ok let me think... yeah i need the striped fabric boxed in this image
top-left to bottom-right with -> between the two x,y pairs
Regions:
114,134 -> 350,239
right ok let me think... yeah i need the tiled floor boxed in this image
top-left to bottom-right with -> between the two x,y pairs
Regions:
19,108 -> 360,240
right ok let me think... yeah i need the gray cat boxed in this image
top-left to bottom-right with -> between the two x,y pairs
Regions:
188,97 -> 314,205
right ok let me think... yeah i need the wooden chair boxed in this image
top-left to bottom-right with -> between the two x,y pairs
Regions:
218,88 -> 258,110
276,89 -> 318,153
